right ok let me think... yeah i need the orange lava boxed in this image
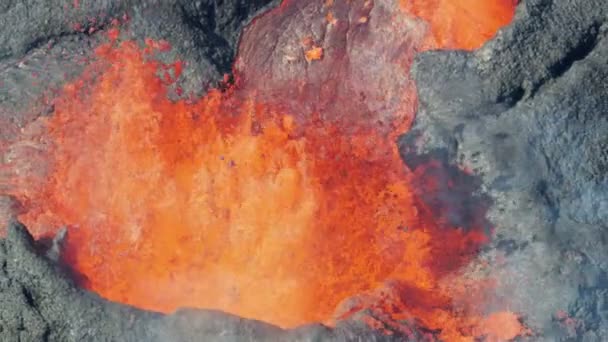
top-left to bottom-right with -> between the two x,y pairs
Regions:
5,0 -> 523,341
20,40 -> 435,328
474,312 -> 528,342
304,46 -> 324,62
401,0 -> 518,50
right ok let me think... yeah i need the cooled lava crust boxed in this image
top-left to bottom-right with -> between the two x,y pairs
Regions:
0,0 -> 607,341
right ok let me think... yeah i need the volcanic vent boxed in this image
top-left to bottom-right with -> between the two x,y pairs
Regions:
1,0 -> 607,341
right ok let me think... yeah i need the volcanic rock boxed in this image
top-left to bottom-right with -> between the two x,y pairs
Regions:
399,0 -> 608,340
234,0 -> 422,128
0,0 -> 606,341
0,0 -> 279,140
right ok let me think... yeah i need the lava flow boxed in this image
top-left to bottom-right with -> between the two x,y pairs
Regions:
3,0 -> 520,341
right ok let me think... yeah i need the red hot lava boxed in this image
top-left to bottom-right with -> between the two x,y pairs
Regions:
3,0 -> 522,341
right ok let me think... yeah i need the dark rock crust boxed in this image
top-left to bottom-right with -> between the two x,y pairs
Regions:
1,0 -> 607,340
400,0 -> 608,340
0,0 -> 280,141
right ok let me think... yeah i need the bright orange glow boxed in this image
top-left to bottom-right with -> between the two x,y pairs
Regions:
474,312 -> 528,341
5,0 -> 522,341
304,46 -> 324,62
401,0 -> 518,50
19,41 -> 437,328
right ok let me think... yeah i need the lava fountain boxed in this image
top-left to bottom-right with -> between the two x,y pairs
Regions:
3,0 -> 520,341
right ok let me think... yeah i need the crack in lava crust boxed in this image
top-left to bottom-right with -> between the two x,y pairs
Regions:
4,0 -> 523,341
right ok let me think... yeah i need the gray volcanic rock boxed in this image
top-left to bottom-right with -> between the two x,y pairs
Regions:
399,0 -> 608,340
0,0 -> 279,141
0,0 -> 127,59
125,0 -> 281,97
1,0 -> 607,340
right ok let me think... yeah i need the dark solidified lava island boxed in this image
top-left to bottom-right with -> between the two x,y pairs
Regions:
1,0 -> 607,341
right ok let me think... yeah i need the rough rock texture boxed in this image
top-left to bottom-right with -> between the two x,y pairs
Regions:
234,0 -> 422,129
1,0 -> 607,340
1,221 -> 431,341
0,0 -> 280,141
399,0 -> 608,340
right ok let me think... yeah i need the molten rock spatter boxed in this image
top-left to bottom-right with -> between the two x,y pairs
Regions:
400,0 -> 519,50
18,39 -> 439,329
5,0 -> 524,340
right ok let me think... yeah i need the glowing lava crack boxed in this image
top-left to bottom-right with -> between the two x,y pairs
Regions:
4,0 -> 523,341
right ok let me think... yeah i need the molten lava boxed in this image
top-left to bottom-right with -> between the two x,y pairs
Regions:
4,0 -> 523,341
400,0 -> 519,50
